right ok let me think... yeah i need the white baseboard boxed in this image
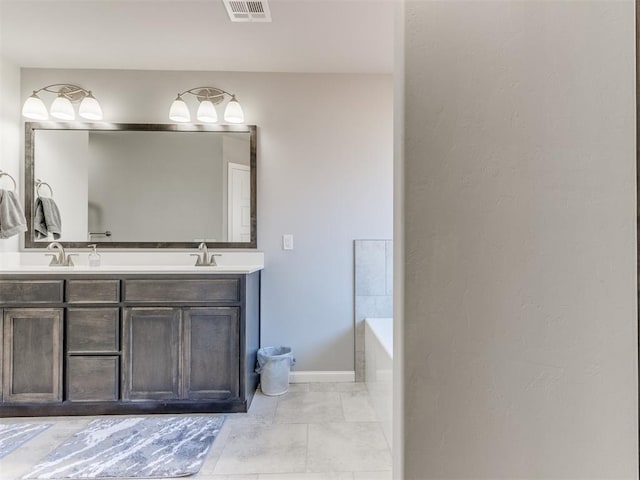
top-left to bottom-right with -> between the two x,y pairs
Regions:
289,371 -> 356,383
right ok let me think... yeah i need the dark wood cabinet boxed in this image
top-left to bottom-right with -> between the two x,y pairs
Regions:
0,281 -> 63,304
66,280 -> 120,304
2,308 -> 63,403
183,307 -> 240,400
66,307 -> 120,403
67,307 -> 119,353
67,356 -> 119,402
123,307 -> 241,402
122,307 -> 181,401
0,272 -> 260,417
125,279 -> 240,303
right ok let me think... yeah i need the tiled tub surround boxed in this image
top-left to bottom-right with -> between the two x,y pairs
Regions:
364,318 -> 392,449
354,240 -> 392,382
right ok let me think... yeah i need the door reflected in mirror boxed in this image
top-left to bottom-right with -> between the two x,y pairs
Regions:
25,123 -> 256,248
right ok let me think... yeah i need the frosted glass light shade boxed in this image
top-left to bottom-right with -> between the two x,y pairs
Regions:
22,94 -> 48,120
169,96 -> 190,122
79,93 -> 103,120
224,95 -> 244,123
50,95 -> 75,120
197,100 -> 218,123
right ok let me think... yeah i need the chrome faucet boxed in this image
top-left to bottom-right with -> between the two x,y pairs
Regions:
45,242 -> 77,267
190,242 -> 221,266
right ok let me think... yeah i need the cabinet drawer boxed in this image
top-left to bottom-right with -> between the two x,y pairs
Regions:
67,308 -> 119,353
0,280 -> 63,304
67,280 -> 120,304
125,279 -> 240,303
67,356 -> 119,402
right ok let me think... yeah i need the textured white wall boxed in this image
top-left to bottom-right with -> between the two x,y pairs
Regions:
402,1 -> 637,478
20,68 -> 394,372
392,0 -> 405,476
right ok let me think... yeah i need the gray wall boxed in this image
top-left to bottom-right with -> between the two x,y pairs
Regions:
401,1 -> 637,477
20,68 -> 394,372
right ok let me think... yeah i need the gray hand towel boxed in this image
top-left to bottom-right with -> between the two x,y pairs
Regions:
0,189 -> 27,239
34,196 -> 62,240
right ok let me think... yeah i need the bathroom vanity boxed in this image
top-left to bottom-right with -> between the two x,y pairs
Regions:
1,121 -> 263,417
0,268 -> 261,417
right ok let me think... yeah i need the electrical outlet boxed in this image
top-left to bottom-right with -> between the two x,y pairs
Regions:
283,234 -> 294,250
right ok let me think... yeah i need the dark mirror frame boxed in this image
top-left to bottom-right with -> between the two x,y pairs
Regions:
636,2 -> 639,468
24,122 -> 257,249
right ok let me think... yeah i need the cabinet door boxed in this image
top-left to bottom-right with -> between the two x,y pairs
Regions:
122,308 -> 181,401
183,307 -> 240,400
2,308 -> 63,403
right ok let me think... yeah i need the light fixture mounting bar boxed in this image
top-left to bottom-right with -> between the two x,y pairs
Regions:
179,86 -> 232,105
36,84 -> 89,103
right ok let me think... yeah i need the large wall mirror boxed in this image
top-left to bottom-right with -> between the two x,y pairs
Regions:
24,122 -> 257,249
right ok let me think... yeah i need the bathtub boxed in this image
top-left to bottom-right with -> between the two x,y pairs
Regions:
364,317 -> 393,448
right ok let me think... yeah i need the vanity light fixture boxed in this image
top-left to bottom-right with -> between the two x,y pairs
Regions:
22,84 -> 103,121
169,87 -> 245,124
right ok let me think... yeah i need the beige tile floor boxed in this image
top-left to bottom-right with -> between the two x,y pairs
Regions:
0,383 -> 391,480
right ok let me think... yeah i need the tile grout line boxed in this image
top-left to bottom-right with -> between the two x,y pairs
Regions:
304,422 -> 311,473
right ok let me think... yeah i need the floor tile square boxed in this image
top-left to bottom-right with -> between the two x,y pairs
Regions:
341,392 -> 378,422
213,423 -> 307,475
225,392 -> 279,427
274,392 -> 344,424
307,423 -> 391,473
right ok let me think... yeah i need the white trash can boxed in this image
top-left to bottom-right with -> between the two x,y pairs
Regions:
255,346 -> 295,396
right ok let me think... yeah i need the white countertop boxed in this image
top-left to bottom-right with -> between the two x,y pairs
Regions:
0,265 -> 263,275
0,251 -> 264,275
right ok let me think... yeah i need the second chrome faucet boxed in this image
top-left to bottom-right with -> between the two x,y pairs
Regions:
191,242 -> 221,266
46,242 -> 77,266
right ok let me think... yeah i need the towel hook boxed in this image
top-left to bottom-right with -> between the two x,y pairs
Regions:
35,179 -> 53,198
0,170 -> 17,192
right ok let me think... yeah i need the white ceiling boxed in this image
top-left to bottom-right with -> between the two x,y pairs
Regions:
0,0 -> 395,74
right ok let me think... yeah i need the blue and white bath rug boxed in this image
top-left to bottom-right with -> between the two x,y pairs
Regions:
0,423 -> 52,460
22,416 -> 225,479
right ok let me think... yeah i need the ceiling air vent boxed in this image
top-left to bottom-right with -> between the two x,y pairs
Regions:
223,0 -> 272,22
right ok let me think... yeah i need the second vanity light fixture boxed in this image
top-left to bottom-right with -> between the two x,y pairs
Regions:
169,87 -> 244,124
22,84 -> 103,121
